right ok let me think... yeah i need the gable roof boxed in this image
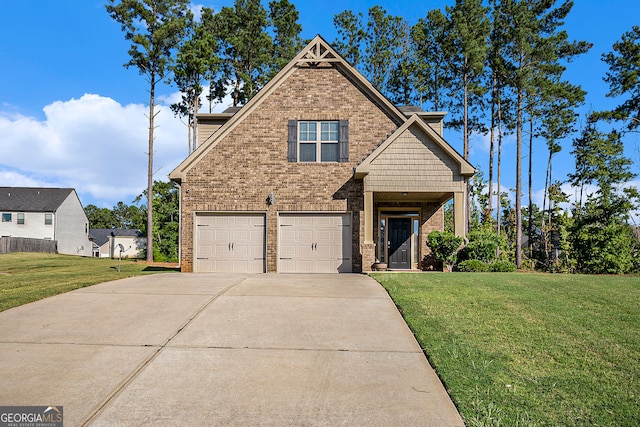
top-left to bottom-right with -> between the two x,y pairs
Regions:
89,228 -> 144,246
355,115 -> 475,178
169,35 -> 409,183
0,187 -> 74,212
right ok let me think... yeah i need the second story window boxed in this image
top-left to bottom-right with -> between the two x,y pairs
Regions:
17,213 -> 25,224
288,119 -> 348,163
45,213 -> 53,225
2,213 -> 11,222
299,121 -> 339,162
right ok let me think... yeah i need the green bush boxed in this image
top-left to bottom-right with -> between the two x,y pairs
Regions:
427,230 -> 463,272
490,260 -> 518,272
457,259 -> 489,272
460,225 -> 511,263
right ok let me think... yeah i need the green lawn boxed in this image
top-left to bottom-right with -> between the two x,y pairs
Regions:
0,252 -> 176,312
372,272 -> 640,427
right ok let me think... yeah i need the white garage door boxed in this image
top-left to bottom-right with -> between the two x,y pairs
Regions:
279,213 -> 352,273
195,214 -> 265,273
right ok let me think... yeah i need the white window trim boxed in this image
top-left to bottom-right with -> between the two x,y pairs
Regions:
298,120 -> 339,163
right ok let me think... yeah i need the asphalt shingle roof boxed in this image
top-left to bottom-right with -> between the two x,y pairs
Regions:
89,228 -> 144,246
0,187 -> 74,212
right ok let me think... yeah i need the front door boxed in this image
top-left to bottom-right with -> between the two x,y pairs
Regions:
388,218 -> 412,269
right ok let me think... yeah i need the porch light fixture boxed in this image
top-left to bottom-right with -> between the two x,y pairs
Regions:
402,192 -> 408,197
267,191 -> 275,206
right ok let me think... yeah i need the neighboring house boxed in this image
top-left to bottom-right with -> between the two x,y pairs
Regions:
0,187 -> 92,256
169,36 -> 474,273
89,228 -> 146,258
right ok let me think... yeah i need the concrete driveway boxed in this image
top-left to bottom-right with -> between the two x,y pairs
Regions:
0,273 -> 463,426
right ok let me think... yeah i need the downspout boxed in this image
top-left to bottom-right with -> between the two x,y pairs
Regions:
176,182 -> 182,270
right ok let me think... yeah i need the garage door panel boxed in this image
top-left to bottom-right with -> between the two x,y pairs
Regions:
196,214 -> 265,273
278,213 -> 351,273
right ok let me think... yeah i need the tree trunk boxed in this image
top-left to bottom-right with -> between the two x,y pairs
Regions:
463,69 -> 470,234
192,92 -> 199,152
528,113 -> 534,260
515,88 -> 523,269
147,78 -> 155,263
497,91 -> 503,239
488,73 -> 496,220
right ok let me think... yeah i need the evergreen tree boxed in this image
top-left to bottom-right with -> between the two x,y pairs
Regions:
410,9 -> 451,111
106,0 -> 190,262
214,0 -> 272,106
332,10 -> 366,67
447,0 -> 490,234
492,0 -> 588,268
134,181 -> 180,262
85,205 -> 117,229
602,25 -> 640,131
363,6 -> 406,95
268,0 -> 304,75
569,115 -> 640,274
171,7 -> 220,153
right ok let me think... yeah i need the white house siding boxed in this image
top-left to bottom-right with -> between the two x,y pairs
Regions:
0,211 -> 55,240
55,192 -> 92,256
99,236 -> 145,258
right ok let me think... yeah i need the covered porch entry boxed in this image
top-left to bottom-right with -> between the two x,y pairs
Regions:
364,192 -> 466,271
355,115 -> 474,272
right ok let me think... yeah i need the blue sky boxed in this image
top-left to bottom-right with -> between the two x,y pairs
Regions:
1,0 -> 639,212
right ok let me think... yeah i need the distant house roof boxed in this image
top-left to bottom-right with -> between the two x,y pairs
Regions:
0,187 -> 74,212
89,228 -> 144,246
222,106 -> 242,114
397,106 -> 423,114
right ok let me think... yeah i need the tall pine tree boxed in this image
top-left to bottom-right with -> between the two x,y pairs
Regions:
106,0 -> 190,262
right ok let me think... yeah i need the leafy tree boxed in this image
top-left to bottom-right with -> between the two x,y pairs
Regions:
85,202 -> 143,230
112,201 -> 144,229
386,21 -> 415,106
602,25 -> 640,131
134,180 -> 180,262
426,230 -> 464,272
363,6 -> 406,95
446,0 -> 490,162
332,10 -> 366,66
106,0 -> 190,262
171,7 -> 220,154
460,223 -> 510,264
333,7 -> 407,98
268,0 -> 304,75
569,115 -> 640,274
493,0 -> 589,268
486,2 -> 514,233
214,0 -> 273,106
410,9 -> 451,111
85,205 -> 117,229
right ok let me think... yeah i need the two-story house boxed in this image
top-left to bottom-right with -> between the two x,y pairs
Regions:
169,36 -> 474,273
0,187 -> 92,256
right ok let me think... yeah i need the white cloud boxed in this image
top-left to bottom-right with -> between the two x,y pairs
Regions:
0,94 -> 187,208
158,86 -> 234,115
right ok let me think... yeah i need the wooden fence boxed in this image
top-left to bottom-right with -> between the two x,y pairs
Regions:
0,237 -> 57,254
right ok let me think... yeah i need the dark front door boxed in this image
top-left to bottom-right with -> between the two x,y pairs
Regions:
388,218 -> 412,269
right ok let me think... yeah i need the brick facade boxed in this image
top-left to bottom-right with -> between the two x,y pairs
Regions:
178,64 -> 399,272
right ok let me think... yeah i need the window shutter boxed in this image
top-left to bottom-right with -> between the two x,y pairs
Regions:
287,120 -> 297,162
339,120 -> 349,162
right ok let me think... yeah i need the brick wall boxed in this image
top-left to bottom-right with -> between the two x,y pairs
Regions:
179,64 -> 399,272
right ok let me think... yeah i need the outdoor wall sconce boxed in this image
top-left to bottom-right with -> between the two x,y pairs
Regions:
267,191 -> 275,206
402,192 -> 408,197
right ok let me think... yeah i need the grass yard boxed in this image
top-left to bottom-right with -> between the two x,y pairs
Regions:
0,252 -> 176,312
372,272 -> 639,427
